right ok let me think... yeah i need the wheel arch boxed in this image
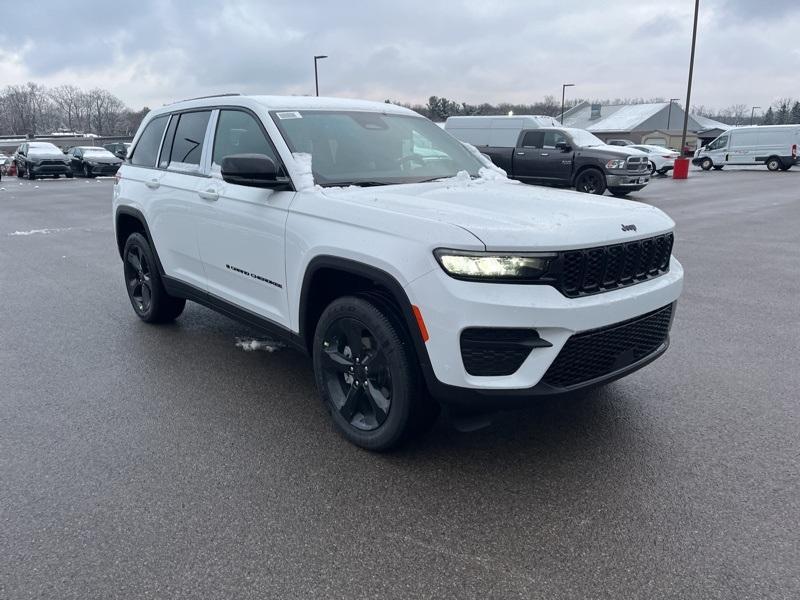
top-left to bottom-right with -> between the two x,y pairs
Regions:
115,206 -> 166,277
298,256 -> 434,386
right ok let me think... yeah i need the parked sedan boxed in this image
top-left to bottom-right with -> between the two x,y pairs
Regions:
629,145 -> 680,175
66,146 -> 123,177
103,141 -> 131,159
14,142 -> 73,179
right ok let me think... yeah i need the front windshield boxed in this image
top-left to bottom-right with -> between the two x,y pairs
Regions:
272,110 -> 483,186
29,143 -> 60,153
564,128 -> 606,147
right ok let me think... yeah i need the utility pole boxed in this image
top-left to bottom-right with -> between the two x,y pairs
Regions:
667,98 -> 680,130
679,0 -> 700,156
560,83 -> 575,124
750,106 -> 760,126
314,55 -> 328,97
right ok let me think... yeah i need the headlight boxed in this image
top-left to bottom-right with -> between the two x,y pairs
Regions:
434,249 -> 554,281
605,159 -> 627,169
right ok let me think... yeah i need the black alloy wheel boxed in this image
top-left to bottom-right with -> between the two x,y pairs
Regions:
319,316 -> 393,432
124,243 -> 154,315
575,169 -> 606,195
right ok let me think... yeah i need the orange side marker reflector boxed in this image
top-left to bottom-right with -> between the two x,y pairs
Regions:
411,305 -> 429,342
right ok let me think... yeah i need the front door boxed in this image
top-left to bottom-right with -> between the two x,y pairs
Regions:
537,130 -> 574,181
195,108 -> 293,328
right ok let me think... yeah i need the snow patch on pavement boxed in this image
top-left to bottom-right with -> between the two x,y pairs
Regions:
235,337 -> 285,352
8,227 -> 75,236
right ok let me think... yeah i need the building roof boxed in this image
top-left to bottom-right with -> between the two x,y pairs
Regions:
562,101 -> 716,133
691,114 -> 732,132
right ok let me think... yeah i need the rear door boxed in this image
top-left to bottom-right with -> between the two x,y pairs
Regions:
512,130 -> 545,181
195,108 -> 294,327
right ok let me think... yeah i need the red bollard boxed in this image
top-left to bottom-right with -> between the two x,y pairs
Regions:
673,157 -> 690,179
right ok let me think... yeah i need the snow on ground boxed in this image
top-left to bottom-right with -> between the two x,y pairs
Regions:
8,227 -> 74,236
235,337 -> 285,352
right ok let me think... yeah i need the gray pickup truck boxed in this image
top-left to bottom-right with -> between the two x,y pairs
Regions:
445,117 -> 650,197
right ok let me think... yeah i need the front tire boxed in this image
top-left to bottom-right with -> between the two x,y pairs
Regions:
608,188 -> 630,198
574,169 -> 607,195
699,158 -> 713,170
766,157 -> 782,172
27,166 -> 36,180
649,161 -> 657,175
313,296 -> 428,451
122,233 -> 185,323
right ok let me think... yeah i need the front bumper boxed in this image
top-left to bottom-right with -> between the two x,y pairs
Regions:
606,172 -> 650,188
86,163 -> 121,175
406,258 -> 683,405
31,163 -> 71,175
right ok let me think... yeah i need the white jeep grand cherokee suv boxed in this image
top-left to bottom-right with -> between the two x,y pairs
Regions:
113,94 -> 683,450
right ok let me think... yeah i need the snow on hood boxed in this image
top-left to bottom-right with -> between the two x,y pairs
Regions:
320,178 -> 674,251
592,144 -> 648,156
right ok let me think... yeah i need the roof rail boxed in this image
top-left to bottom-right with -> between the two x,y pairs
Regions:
166,93 -> 242,105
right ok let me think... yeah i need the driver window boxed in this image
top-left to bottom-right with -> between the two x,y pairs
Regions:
543,131 -> 568,149
212,110 -> 283,176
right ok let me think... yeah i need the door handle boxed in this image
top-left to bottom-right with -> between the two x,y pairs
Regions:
145,178 -> 160,189
540,152 -> 550,156
198,189 -> 219,201
516,151 -> 526,156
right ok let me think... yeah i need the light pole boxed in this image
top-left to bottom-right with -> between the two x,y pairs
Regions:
560,83 -> 574,124
667,98 -> 680,130
679,0 -> 700,158
314,55 -> 328,97
750,106 -> 760,126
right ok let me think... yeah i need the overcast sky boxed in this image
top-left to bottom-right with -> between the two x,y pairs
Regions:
1,0 -> 797,111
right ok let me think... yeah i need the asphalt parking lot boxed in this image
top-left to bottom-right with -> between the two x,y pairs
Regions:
1,168 -> 798,599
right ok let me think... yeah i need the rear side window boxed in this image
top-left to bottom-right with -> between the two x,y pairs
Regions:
130,115 -> 168,167
167,111 -> 211,171
520,131 -> 544,148
212,110 -> 282,174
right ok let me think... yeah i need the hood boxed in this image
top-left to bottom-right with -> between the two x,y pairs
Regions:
321,176 -> 674,251
84,154 -> 122,164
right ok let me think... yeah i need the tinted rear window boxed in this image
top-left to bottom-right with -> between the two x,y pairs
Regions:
168,111 -> 211,169
130,116 -> 168,167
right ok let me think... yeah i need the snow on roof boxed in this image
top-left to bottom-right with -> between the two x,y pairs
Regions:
692,115 -> 731,131
155,94 -> 418,117
585,104 -> 665,132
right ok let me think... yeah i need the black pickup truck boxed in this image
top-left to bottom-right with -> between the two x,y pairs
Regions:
478,127 -> 650,197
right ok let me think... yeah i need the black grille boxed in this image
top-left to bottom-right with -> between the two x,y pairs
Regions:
460,328 -> 550,376
558,233 -> 673,297
542,304 -> 674,388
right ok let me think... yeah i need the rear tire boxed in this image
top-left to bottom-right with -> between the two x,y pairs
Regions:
713,165 -> 724,170
780,164 -> 792,171
574,168 -> 607,195
122,233 -> 185,323
312,296 -> 432,451
699,158 -> 713,171
766,157 -> 782,171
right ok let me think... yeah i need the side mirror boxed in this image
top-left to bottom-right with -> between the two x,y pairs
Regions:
555,141 -> 572,152
221,154 -> 289,189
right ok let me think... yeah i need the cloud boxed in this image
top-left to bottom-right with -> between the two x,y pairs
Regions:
0,0 -> 797,110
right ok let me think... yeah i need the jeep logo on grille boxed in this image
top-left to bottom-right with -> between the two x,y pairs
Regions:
621,224 -> 637,232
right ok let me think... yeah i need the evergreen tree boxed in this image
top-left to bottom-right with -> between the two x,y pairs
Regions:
762,107 -> 775,125
790,101 -> 800,124
775,100 -> 790,124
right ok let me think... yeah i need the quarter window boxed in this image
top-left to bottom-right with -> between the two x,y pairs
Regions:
212,110 -> 281,173
130,115 -> 168,167
167,111 -> 211,171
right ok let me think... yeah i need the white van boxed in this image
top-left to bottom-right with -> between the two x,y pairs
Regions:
444,115 -> 561,148
693,125 -> 799,171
